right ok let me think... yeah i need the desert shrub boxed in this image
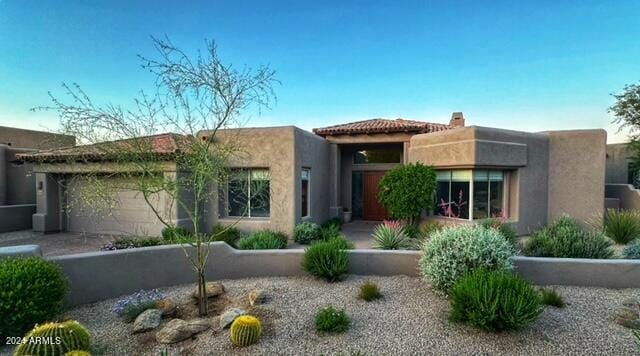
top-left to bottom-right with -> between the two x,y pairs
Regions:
358,281 -> 382,301
327,236 -> 354,250
420,221 -> 444,239
372,223 -> 411,250
161,226 -> 192,241
0,257 -> 68,338
480,218 -> 518,247
321,223 -> 343,241
524,216 -> 615,259
377,163 -> 437,224
420,226 -> 514,292
210,224 -> 241,247
540,288 -> 565,308
449,269 -> 543,331
604,209 -> 640,244
102,236 -> 165,250
238,230 -> 288,250
14,320 -> 91,356
294,222 -> 323,244
302,237 -> 350,282
624,240 -> 640,259
112,289 -> 166,322
322,217 -> 343,230
315,306 -> 350,333
402,224 -> 420,239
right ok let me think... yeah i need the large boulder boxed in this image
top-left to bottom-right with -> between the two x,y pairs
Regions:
248,289 -> 266,306
133,309 -> 162,334
156,318 -> 211,344
192,282 -> 225,299
155,298 -> 177,317
219,307 -> 247,329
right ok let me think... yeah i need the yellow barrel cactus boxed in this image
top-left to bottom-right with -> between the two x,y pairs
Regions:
229,315 -> 262,347
14,320 -> 91,356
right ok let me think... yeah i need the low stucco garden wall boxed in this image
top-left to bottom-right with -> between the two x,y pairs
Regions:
0,204 -> 35,232
45,242 -> 640,306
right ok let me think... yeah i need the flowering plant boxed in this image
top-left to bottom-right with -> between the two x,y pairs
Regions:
112,289 -> 166,322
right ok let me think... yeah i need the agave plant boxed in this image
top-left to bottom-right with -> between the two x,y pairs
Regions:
372,224 -> 411,250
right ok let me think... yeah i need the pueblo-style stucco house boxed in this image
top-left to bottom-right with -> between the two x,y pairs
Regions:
17,112 -> 607,237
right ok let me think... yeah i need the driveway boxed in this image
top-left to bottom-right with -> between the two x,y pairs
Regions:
0,230 -> 112,256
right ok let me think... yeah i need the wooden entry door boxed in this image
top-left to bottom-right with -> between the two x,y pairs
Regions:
362,171 -> 389,221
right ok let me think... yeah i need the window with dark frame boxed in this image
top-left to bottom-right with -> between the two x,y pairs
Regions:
221,168 -> 271,218
436,169 -> 506,220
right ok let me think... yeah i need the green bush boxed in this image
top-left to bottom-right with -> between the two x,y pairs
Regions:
294,222 -> 323,244
624,240 -> 640,259
315,306 -> 350,333
604,209 -> 640,244
449,269 -> 543,331
372,224 -> 411,250
540,288 -> 565,308
524,216 -> 615,259
358,281 -> 382,301
161,226 -> 192,241
114,236 -> 165,249
238,230 -> 288,250
420,226 -> 514,292
402,224 -> 421,239
419,221 -> 444,239
377,163 -> 437,224
0,257 -> 68,338
302,237 -> 350,282
480,218 -> 518,247
322,217 -> 343,230
210,224 -> 241,247
320,223 -> 343,241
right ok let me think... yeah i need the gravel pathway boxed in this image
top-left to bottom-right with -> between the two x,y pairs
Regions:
3,275 -> 639,355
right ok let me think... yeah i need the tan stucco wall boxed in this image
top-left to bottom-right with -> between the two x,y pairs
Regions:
546,130 -> 606,226
606,143 -> 632,184
203,126 -> 298,236
0,126 -> 75,149
294,128 -> 330,225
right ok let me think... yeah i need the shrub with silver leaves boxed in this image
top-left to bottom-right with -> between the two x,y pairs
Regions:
420,225 -> 515,293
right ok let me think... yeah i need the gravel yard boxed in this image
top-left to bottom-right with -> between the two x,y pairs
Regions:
4,275 -> 639,355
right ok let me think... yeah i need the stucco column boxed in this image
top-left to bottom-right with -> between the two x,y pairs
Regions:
403,141 -> 409,164
32,173 -> 61,233
329,143 -> 342,217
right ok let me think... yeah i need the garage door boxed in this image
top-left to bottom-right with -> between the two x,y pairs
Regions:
65,177 -> 168,236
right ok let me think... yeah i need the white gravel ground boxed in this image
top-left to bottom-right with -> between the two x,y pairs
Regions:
3,275 -> 639,355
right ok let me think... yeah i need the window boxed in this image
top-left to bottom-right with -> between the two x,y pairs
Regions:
222,168 -> 270,218
353,149 -> 402,164
436,170 -> 506,220
301,168 -> 310,217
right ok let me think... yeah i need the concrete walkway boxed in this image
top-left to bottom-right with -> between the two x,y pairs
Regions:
341,220 -> 378,249
0,230 -> 112,256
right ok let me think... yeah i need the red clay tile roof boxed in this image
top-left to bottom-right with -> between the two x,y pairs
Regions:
313,118 -> 451,136
17,133 -> 193,163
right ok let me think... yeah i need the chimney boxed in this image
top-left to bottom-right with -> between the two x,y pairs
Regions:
450,112 -> 465,127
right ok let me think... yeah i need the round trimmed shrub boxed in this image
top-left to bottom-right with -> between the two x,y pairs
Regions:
302,237 -> 350,282
294,222 -> 323,244
480,218 -> 518,247
0,257 -> 68,338
420,226 -> 515,292
377,163 -> 437,223
315,306 -> 350,333
238,230 -> 288,250
15,320 -> 91,356
524,216 -> 614,259
449,269 -> 543,331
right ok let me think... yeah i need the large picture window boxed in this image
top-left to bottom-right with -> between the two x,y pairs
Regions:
301,168 -> 310,217
222,168 -> 270,218
436,169 -> 506,220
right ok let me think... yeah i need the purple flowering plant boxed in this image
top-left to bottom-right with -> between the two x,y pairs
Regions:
112,289 -> 166,322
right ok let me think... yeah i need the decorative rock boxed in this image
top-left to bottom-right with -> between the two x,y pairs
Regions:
192,282 -> 225,299
614,306 -> 640,329
220,308 -> 247,329
155,298 -> 177,317
156,319 -> 211,344
133,309 -> 162,334
248,289 -> 266,306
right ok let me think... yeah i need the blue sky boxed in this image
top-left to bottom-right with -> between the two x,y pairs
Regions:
0,0 -> 638,142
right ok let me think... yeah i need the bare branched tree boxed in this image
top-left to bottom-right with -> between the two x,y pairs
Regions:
34,36 -> 277,315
